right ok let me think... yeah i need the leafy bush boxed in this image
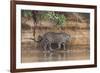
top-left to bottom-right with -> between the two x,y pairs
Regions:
37,12 -> 66,26
21,10 -> 66,26
21,10 -> 33,17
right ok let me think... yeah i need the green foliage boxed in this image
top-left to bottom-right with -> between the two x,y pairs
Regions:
22,10 -> 33,17
53,13 -> 66,26
22,10 -> 66,26
38,12 -> 66,26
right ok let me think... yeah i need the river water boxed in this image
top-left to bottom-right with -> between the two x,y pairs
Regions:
21,42 -> 90,63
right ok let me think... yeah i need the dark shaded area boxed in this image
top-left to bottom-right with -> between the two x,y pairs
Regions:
21,24 -> 31,30
51,43 -> 58,49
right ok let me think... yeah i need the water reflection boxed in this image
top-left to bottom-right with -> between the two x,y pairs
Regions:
22,45 -> 90,63
41,51 -> 67,61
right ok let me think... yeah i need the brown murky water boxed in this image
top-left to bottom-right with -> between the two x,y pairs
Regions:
21,41 -> 90,63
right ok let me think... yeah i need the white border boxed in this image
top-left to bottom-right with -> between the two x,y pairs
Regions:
16,5 -> 95,69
